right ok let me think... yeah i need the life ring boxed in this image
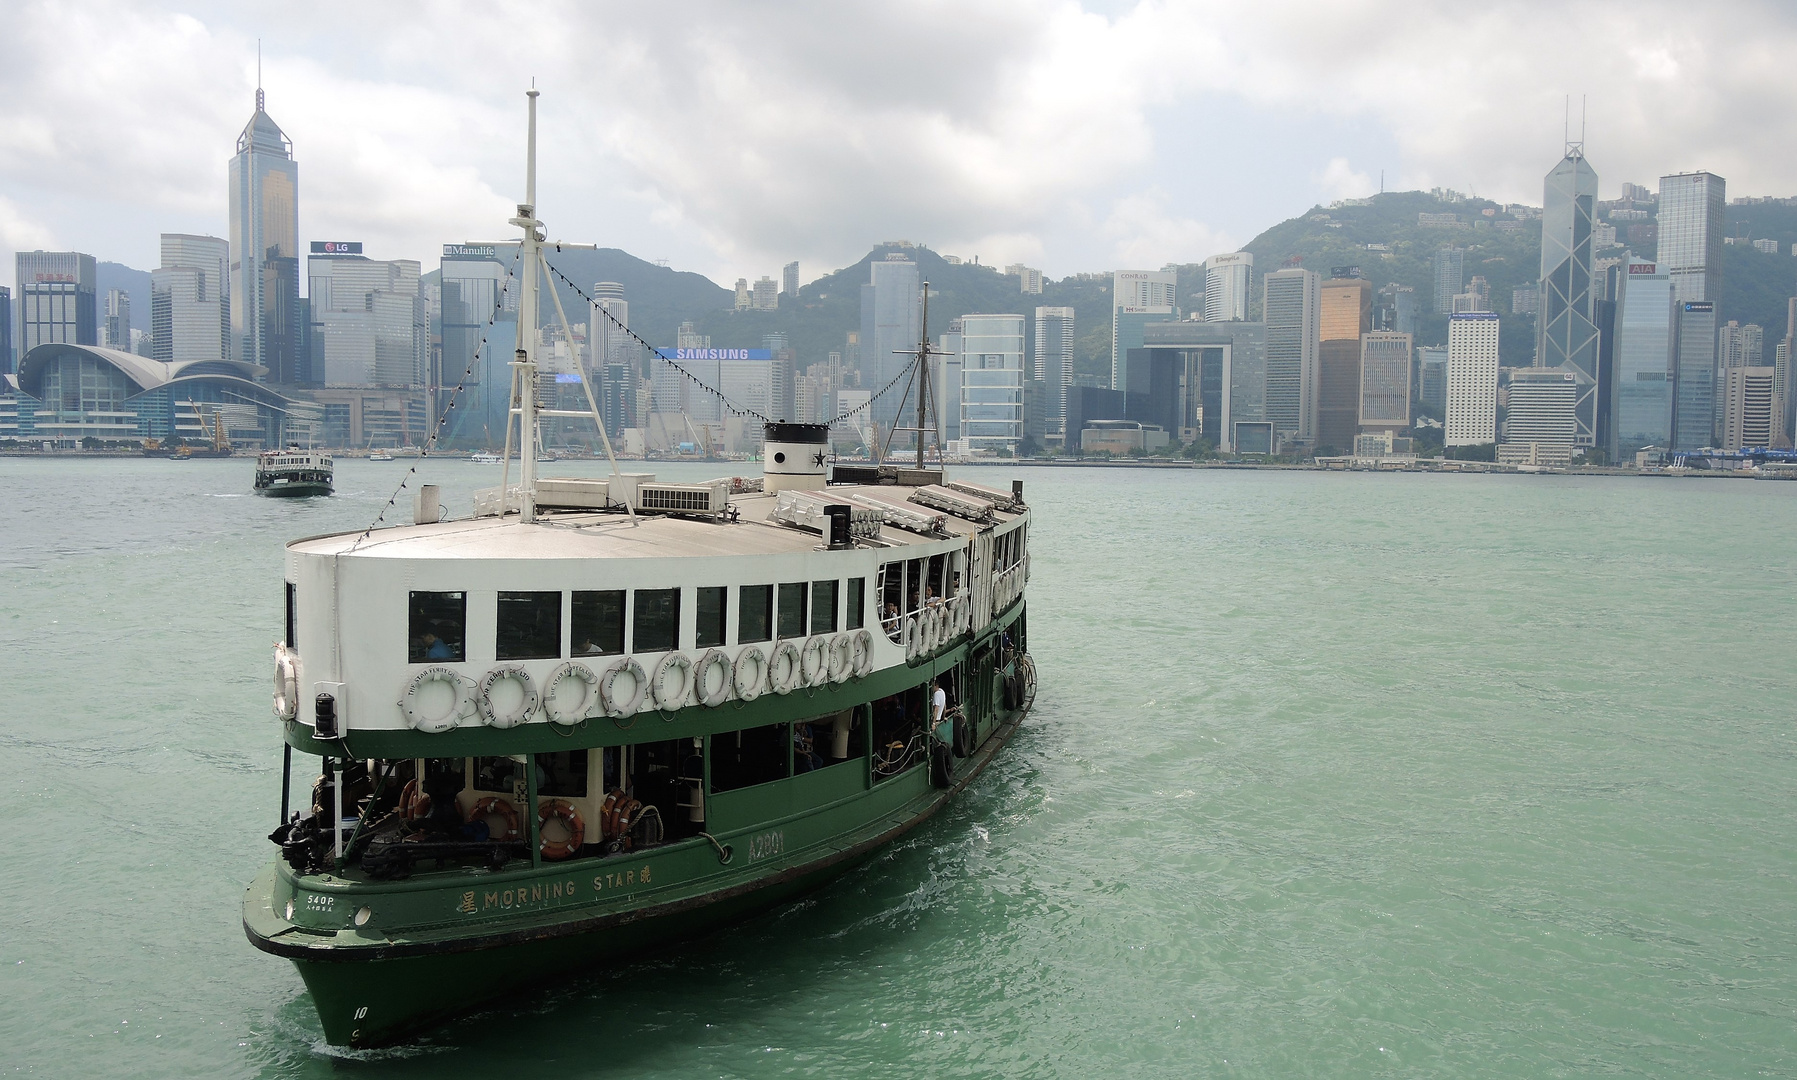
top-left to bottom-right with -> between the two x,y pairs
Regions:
826,633 -> 854,683
542,662 -> 599,725
398,666 -> 475,734
476,665 -> 538,729
272,643 -> 300,720
467,796 -> 520,840
600,657 -> 648,717
693,649 -> 732,707
733,645 -> 768,702
600,789 -> 642,842
652,651 -> 694,711
902,615 -> 920,661
936,606 -> 953,645
768,639 -> 802,695
800,635 -> 829,687
921,609 -> 938,655
850,628 -> 875,677
399,778 -> 431,823
537,799 -> 585,860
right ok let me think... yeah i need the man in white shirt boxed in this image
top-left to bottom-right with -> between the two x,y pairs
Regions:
931,678 -> 950,747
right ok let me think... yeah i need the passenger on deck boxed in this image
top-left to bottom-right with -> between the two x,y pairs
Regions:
421,632 -> 453,660
793,723 -> 825,773
882,603 -> 900,633
931,677 -> 951,746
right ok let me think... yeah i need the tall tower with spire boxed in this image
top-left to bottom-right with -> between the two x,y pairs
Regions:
228,80 -> 301,383
1537,136 -> 1600,448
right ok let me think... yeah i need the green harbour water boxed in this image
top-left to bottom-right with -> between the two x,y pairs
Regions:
2,457 -> 1794,1077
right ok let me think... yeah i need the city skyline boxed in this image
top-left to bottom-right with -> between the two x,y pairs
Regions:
4,3 -> 1797,295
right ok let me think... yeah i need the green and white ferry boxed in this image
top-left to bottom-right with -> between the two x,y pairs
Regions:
242,90 -> 1037,1048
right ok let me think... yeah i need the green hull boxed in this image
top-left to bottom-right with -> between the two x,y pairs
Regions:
256,480 -> 333,498
245,639 -> 1034,1047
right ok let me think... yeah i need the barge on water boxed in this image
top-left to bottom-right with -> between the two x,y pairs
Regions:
242,88 -> 1036,1048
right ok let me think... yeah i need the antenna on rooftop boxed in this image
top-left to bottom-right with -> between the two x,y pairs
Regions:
256,39 -> 264,111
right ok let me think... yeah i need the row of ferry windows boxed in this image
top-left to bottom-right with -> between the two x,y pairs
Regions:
407,580 -> 868,664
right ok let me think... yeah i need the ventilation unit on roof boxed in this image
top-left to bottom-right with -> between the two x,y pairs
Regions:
838,492 -> 950,538
944,479 -> 1024,513
637,481 -> 730,516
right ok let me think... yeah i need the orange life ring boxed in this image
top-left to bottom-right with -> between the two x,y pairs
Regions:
538,799 -> 586,860
400,778 -> 431,823
466,796 -> 520,840
600,789 -> 641,841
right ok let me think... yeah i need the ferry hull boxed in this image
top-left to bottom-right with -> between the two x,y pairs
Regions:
256,479 -> 334,498
247,689 -> 1031,1048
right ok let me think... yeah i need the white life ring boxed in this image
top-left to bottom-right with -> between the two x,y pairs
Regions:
733,644 -> 768,702
922,609 -> 939,654
827,633 -> 854,683
652,652 -> 694,711
800,635 -> 829,687
851,628 -> 875,677
936,606 -> 952,645
902,614 -> 920,661
477,665 -> 538,729
542,661 -> 599,725
272,643 -> 300,720
769,639 -> 802,695
399,666 -> 475,734
600,657 -> 648,717
693,649 -> 732,707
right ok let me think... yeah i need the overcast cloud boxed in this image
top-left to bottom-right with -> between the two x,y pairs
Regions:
2,0 -> 1794,292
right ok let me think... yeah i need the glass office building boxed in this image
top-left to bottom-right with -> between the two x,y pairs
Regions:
959,314 -> 1025,453
1610,258 -> 1674,459
228,90 -> 301,383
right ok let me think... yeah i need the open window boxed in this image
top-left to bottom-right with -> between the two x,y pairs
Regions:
711,723 -> 790,792
634,588 -> 680,653
408,591 -> 466,663
497,591 -> 560,660
739,585 -> 772,643
571,590 -> 625,657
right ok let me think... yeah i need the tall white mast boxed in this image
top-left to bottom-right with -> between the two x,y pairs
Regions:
509,86 -> 542,523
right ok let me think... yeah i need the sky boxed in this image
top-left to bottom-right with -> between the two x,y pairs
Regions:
2,0 -> 1794,294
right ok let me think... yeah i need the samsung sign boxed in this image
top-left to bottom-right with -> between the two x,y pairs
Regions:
443,244 -> 499,259
656,348 -> 771,361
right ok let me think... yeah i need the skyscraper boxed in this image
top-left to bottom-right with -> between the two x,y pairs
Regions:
1715,320 -> 1764,438
1721,366 -> 1775,451
307,243 -> 424,386
439,242 -> 518,447
1537,145 -> 1602,447
1432,247 -> 1465,314
752,276 -> 778,311
1263,267 -> 1320,441
16,250 -> 98,353
1671,300 -> 1717,451
959,313 -> 1025,453
781,261 -> 799,297
1659,172 -> 1725,306
1498,368 -> 1577,466
1358,331 -> 1412,434
104,289 -> 131,350
1111,268 -> 1176,389
860,253 -> 920,433
1610,258 -> 1675,460
228,87 -> 300,383
1446,312 -> 1499,447
1033,306 -> 1075,428
1203,253 -> 1252,322
1317,275 -> 1371,451
152,234 -> 230,363
0,286 -> 12,375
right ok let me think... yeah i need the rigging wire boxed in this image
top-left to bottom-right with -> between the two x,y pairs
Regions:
541,254 -> 925,429
347,262 -> 519,552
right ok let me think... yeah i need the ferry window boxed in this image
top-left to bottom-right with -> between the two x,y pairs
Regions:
811,580 -> 838,634
927,555 -> 947,603
696,586 -> 727,649
907,559 -> 924,611
408,591 -> 466,663
473,756 -> 520,793
497,591 -> 561,660
777,582 -> 807,639
711,723 -> 790,792
284,581 -> 296,647
536,750 -> 590,798
847,578 -> 866,630
738,585 -> 772,643
634,588 -> 680,653
571,590 -> 625,656
878,565 -> 903,640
